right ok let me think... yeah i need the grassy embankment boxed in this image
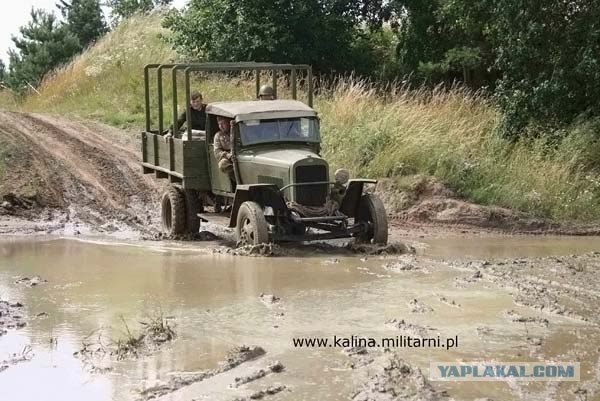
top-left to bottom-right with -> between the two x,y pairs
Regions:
1,12 -> 600,221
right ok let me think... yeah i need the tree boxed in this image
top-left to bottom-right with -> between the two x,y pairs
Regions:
6,9 -> 80,90
57,0 -> 107,49
487,0 -> 600,136
0,60 -> 6,86
163,0 -> 367,74
108,0 -> 173,23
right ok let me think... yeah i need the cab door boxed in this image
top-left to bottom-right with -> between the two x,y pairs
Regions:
206,114 -> 235,195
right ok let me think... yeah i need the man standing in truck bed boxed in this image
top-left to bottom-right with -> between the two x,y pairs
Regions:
170,90 -> 207,133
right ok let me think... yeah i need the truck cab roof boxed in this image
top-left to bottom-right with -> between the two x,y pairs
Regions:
206,99 -> 317,122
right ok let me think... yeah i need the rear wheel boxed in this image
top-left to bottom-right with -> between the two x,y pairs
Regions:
356,193 -> 388,245
236,201 -> 269,246
161,186 -> 186,236
184,189 -> 201,234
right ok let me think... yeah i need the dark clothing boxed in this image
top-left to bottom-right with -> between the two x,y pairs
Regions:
173,104 -> 207,131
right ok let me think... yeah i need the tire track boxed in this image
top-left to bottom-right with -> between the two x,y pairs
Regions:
0,111 -> 160,234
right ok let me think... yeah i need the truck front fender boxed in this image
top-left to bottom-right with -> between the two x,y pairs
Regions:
339,179 -> 377,217
229,184 -> 288,227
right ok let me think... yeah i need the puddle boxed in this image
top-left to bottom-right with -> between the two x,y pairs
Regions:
0,236 -> 599,400
415,235 -> 600,259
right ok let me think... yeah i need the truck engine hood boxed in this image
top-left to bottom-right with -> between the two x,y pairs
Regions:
236,147 -> 329,190
238,147 -> 324,168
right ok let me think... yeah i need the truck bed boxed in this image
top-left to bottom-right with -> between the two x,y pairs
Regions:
141,131 -> 211,190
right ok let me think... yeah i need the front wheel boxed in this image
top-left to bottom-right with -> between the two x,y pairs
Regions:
236,201 -> 269,246
356,193 -> 388,245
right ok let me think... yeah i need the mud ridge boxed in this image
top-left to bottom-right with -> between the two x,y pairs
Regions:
230,361 -> 284,388
385,319 -> 438,339
0,298 -> 26,336
0,345 -> 33,373
139,346 -> 266,400
447,252 -> 600,325
232,385 -> 287,401
351,352 -> 449,401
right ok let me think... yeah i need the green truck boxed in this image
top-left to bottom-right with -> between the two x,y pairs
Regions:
141,63 -> 388,246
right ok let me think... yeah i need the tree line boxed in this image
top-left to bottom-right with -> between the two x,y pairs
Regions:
2,0 -> 598,137
0,0 -> 171,92
164,0 -> 600,137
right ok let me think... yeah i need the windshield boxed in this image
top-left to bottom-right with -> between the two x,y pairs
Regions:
239,117 -> 320,145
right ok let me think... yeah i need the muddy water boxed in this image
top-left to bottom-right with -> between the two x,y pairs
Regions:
0,236 -> 599,401
416,235 -> 600,259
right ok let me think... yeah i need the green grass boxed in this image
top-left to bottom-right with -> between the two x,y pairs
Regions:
2,12 -> 600,221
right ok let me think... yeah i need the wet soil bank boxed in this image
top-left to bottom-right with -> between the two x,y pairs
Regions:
2,111 -> 600,239
0,111 -> 161,237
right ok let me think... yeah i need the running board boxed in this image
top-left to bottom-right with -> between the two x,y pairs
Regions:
292,215 -> 346,223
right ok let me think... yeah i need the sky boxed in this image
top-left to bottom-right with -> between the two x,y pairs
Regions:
0,0 -> 188,65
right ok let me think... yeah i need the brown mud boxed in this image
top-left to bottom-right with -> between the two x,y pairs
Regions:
0,298 -> 26,337
378,176 -> 600,236
351,351 -> 449,401
446,251 -> 600,325
0,111 -> 161,237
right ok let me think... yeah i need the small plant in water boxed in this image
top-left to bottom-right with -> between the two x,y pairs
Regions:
113,312 -> 176,360
139,312 -> 176,344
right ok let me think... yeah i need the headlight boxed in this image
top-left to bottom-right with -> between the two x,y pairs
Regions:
334,168 -> 350,185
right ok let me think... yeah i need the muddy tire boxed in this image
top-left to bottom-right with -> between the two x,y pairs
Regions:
356,193 -> 388,245
184,189 -> 201,234
161,186 -> 186,236
236,201 -> 269,246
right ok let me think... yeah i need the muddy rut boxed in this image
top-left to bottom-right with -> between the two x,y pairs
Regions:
0,111 -> 161,234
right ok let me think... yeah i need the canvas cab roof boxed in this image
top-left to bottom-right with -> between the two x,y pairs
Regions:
206,100 -> 317,122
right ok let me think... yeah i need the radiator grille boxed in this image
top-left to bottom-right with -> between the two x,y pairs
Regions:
295,165 -> 327,206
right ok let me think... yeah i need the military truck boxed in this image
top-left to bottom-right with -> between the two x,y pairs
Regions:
141,63 -> 388,245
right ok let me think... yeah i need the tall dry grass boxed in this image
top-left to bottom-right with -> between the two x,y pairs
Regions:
1,13 -> 599,221
318,79 -> 600,221
21,12 -> 176,127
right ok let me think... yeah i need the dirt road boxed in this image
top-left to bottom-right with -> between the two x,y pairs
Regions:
0,111 -> 161,236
